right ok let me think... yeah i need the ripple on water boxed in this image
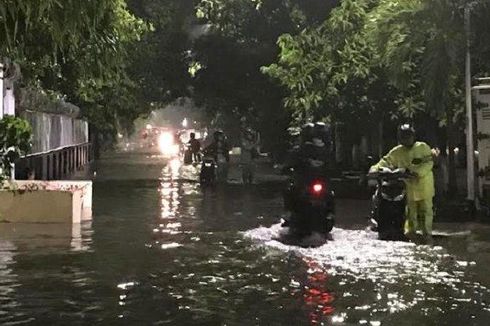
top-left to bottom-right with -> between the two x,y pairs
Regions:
244,223 -> 490,324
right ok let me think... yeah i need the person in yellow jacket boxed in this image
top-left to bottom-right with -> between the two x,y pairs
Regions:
370,124 -> 435,243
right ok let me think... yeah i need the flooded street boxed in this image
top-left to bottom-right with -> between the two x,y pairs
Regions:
2,152 -> 490,325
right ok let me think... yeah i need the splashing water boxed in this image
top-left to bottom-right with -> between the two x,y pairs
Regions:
245,223 -> 490,324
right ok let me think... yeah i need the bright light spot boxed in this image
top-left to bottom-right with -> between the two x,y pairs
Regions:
182,118 -> 188,128
158,132 -> 179,155
161,243 -> 182,250
117,133 -> 123,139
169,158 -> 181,171
332,315 -> 345,323
188,61 -> 202,77
146,124 -> 153,130
117,282 -> 137,290
313,183 -> 323,193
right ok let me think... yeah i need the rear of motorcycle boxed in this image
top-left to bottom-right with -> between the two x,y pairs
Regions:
200,157 -> 216,186
371,176 -> 407,241
284,176 -> 335,236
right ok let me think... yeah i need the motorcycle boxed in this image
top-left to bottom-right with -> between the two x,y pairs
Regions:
200,156 -> 216,186
283,169 -> 335,236
368,168 -> 412,241
183,143 -> 193,165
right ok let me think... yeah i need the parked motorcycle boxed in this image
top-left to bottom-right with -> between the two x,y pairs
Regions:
283,169 -> 335,236
368,168 -> 412,241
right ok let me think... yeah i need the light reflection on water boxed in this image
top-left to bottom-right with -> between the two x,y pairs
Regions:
245,223 -> 490,324
152,158 -> 201,251
2,152 -> 490,325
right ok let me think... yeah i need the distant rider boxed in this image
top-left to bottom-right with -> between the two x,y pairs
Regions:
203,130 -> 230,181
188,132 -> 202,163
370,124 -> 435,244
204,130 -> 230,162
240,128 -> 259,184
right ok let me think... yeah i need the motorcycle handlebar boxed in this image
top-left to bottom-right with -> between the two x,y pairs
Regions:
367,170 -> 414,180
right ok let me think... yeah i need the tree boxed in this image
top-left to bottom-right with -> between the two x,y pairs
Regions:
126,0 -> 196,106
366,0 -> 490,194
262,0 -> 403,165
192,0 -> 337,156
264,0 -> 490,190
0,1 -> 151,144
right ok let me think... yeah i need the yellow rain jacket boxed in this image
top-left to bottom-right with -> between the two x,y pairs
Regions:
371,142 -> 434,201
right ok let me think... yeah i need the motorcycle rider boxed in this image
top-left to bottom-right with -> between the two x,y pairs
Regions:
240,128 -> 259,184
282,122 -> 331,226
283,122 -> 331,175
188,132 -> 202,163
203,130 -> 230,181
370,124 -> 435,244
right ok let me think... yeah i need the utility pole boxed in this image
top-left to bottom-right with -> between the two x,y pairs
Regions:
465,5 -> 475,202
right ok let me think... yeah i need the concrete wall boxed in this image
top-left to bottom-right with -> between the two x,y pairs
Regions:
22,111 -> 89,154
0,181 -> 92,223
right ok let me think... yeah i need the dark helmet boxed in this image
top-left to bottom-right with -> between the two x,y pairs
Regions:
300,123 -> 315,143
397,124 -> 415,138
243,128 -> 255,140
213,130 -> 224,141
190,132 -> 196,139
313,121 -> 329,139
397,124 -> 415,147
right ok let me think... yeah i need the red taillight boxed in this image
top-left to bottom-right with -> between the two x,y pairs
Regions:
310,181 -> 326,195
313,183 -> 323,193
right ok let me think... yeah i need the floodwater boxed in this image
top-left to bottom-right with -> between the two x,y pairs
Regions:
2,151 -> 490,325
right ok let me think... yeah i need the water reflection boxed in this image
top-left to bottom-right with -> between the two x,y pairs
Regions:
301,258 -> 335,324
4,150 -> 490,325
0,222 -> 94,324
0,222 -> 93,252
152,158 -> 200,250
246,223 -> 490,324
0,240 -> 23,324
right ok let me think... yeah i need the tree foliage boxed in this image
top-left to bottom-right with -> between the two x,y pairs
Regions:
263,0 -> 398,133
0,0 -> 151,139
192,0 -> 337,153
264,0 -> 490,128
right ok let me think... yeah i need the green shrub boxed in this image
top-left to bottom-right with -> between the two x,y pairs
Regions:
0,116 -> 32,182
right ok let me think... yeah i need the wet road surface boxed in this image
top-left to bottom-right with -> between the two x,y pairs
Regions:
1,152 -> 490,325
